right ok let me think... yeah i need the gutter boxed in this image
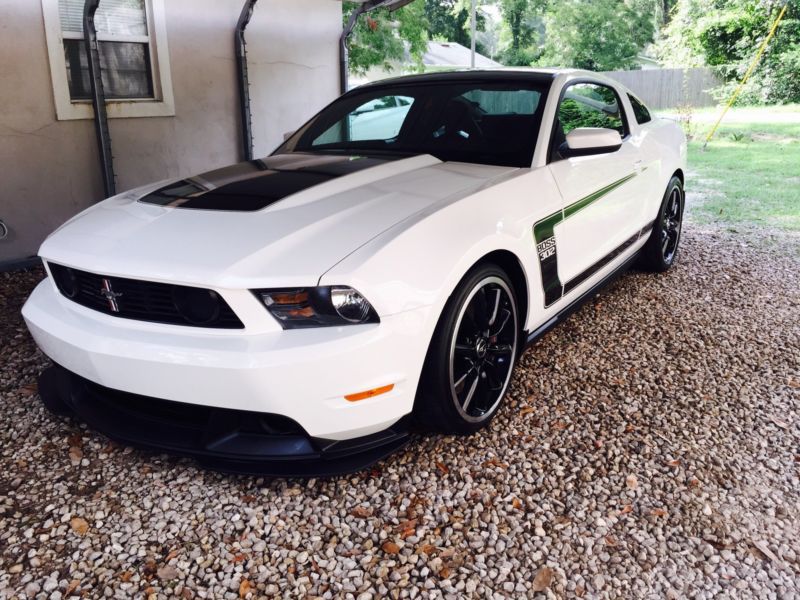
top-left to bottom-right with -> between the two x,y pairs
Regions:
83,0 -> 116,198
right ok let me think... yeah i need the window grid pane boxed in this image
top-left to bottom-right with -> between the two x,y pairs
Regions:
59,0 -> 148,38
63,39 -> 154,100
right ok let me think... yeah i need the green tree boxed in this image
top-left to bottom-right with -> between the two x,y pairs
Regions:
498,0 -> 547,65
344,1 -> 429,75
654,0 -> 714,66
537,0 -> 656,71
655,0 -> 680,26
425,0 -> 486,49
657,0 -> 800,103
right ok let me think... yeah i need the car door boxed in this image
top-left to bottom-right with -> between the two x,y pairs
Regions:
542,81 -> 648,306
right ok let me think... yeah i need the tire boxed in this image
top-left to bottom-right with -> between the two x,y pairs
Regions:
640,175 -> 684,272
413,263 -> 519,435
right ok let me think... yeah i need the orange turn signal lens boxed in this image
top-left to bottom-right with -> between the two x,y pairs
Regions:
267,290 -> 308,305
344,384 -> 395,402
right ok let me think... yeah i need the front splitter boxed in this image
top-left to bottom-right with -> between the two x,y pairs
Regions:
37,364 -> 410,478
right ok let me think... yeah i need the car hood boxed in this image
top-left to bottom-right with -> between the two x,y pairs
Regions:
40,152 -> 518,289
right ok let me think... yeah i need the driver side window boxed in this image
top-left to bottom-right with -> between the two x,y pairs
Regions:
558,83 -> 625,136
551,82 -> 626,162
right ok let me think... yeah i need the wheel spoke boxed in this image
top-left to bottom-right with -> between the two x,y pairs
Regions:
483,362 -> 503,391
488,343 -> 513,355
488,288 -> 501,327
454,343 -> 474,355
453,361 -> 476,390
489,309 -> 510,337
461,371 -> 480,412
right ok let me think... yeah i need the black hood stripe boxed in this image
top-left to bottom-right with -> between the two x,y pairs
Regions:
138,153 -> 404,212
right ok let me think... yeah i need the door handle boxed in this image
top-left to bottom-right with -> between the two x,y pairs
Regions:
633,159 -> 643,173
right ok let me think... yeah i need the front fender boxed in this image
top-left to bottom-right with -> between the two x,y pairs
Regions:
318,168 -> 562,335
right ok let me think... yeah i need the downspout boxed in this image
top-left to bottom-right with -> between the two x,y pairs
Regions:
236,0 -> 259,161
83,0 -> 116,197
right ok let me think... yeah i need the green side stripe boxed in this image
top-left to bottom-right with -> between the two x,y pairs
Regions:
532,211 -> 563,245
562,172 -> 637,220
533,171 -> 639,245
532,171 -> 640,308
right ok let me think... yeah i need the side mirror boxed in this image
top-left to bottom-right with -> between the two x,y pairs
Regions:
283,130 -> 295,141
559,127 -> 622,157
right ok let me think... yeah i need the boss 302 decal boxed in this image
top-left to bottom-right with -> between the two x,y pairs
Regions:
533,171 -> 652,307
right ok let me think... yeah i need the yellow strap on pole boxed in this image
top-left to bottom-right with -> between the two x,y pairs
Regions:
702,3 -> 788,150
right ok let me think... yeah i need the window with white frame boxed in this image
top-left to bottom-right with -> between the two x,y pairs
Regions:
42,0 -> 174,120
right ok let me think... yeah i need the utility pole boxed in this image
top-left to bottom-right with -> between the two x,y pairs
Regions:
470,0 -> 477,68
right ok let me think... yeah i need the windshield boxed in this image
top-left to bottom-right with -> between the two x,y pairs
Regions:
276,79 -> 551,168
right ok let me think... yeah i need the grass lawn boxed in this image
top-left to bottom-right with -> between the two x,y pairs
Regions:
673,105 -> 800,231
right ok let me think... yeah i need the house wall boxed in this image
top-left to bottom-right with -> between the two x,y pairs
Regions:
247,0 -> 342,156
0,0 -> 342,265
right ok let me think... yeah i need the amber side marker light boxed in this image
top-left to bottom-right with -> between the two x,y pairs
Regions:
344,384 -> 395,402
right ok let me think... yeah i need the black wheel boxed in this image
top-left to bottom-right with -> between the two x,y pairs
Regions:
414,264 -> 519,435
640,176 -> 684,272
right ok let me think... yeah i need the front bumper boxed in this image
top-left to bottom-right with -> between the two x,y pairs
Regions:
38,364 -> 410,476
22,279 -> 433,441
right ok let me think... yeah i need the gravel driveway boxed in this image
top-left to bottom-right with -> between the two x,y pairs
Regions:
1,221 -> 798,599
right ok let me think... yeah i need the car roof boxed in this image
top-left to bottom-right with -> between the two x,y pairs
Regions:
354,68 -> 565,89
350,68 -> 626,95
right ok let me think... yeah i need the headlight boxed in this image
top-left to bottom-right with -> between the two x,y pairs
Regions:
253,286 -> 379,329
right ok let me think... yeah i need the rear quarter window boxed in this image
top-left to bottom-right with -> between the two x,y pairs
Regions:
628,94 -> 652,124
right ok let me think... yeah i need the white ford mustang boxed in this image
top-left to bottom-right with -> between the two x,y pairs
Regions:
23,69 -> 686,475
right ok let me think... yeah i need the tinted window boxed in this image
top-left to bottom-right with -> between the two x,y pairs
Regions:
557,82 -> 626,137
628,93 -> 652,124
461,88 -> 541,115
278,81 -> 551,168
314,95 -> 415,145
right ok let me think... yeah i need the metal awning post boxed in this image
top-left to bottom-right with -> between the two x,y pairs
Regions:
83,0 -> 116,197
339,4 -> 367,95
236,0 -> 259,161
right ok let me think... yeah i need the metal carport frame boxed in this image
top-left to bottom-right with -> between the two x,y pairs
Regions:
339,0 -> 416,95
82,1 -> 419,197
83,0 -> 115,198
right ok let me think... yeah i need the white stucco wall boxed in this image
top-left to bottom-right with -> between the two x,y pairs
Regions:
247,0 -> 342,157
0,0 -> 342,264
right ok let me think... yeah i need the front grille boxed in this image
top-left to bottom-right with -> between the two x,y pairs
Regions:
48,262 -> 244,329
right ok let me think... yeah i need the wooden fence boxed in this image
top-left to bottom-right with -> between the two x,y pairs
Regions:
600,67 -> 721,110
